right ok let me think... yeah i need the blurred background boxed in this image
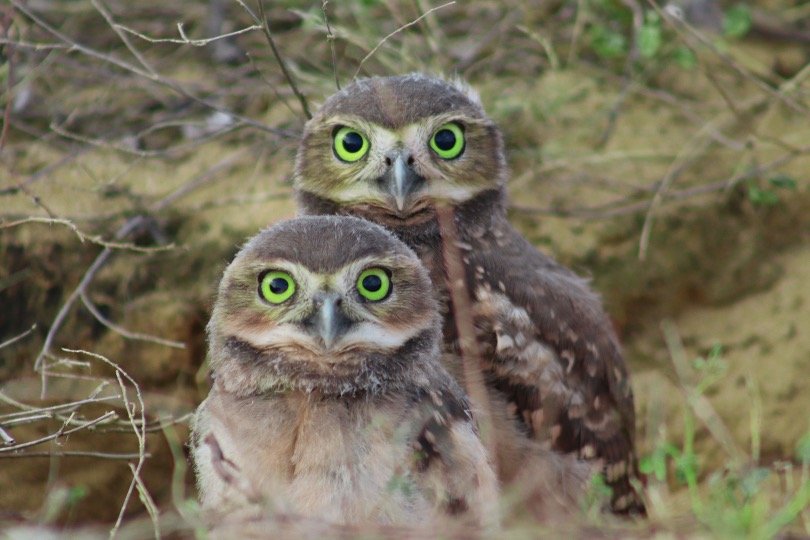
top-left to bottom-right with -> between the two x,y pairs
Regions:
0,0 -> 808,536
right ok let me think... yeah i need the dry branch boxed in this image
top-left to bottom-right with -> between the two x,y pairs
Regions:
9,0 -> 295,138
352,1 -> 456,79
62,348 -> 155,539
435,205 -> 498,471
322,1 -> 340,90
235,0 -> 312,120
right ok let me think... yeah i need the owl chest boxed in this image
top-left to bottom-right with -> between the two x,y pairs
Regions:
220,394 -> 426,522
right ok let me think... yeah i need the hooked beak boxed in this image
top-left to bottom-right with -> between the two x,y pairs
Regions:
305,292 -> 352,350
380,152 -> 425,213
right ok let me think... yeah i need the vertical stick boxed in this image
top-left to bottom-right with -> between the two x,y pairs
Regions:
435,204 -> 499,470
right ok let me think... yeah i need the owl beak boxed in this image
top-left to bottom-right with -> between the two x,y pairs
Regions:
307,292 -> 352,350
383,153 -> 425,213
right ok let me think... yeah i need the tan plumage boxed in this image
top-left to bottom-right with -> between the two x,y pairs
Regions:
191,216 -> 499,529
294,73 -> 645,514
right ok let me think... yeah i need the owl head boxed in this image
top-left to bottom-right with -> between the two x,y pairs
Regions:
294,73 -> 507,228
207,215 -> 441,396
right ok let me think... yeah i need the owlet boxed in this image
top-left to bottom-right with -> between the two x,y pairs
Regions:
294,73 -> 645,514
191,215 -> 499,529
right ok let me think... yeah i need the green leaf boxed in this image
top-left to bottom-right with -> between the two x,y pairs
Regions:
748,186 -> 780,206
67,485 -> 88,505
638,21 -> 662,58
723,4 -> 752,38
673,46 -> 697,69
768,174 -> 797,190
797,432 -> 810,463
674,451 -> 699,484
589,25 -> 628,59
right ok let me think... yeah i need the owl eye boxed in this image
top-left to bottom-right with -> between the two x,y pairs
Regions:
429,123 -> 465,160
259,271 -> 296,304
333,126 -> 370,162
356,267 -> 391,302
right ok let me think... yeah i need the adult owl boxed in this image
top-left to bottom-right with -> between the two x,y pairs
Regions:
294,73 -> 645,514
192,215 -> 500,529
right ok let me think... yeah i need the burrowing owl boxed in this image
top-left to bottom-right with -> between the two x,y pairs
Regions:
294,73 -> 644,514
191,216 -> 499,528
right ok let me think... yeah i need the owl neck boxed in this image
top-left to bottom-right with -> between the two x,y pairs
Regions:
211,327 -> 443,399
295,187 -> 508,245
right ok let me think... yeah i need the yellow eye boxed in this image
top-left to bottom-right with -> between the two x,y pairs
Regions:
333,126 -> 369,162
260,271 -> 296,304
429,123 -> 464,159
356,268 -> 391,302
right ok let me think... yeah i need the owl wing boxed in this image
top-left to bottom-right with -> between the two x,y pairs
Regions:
409,383 -> 500,529
466,224 -> 644,514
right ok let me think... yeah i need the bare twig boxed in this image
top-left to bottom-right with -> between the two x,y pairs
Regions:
435,205 -> 498,471
130,462 -> 161,539
62,348 -> 153,539
236,0 -> 312,120
48,119 -> 244,158
0,425 -> 15,445
80,292 -> 186,349
0,391 -> 118,421
245,52 -> 299,119
650,0 -> 807,113
33,216 -> 148,391
90,0 -> 157,78
353,1 -> 456,79
322,1 -> 340,90
0,450 -> 148,459
638,128 -> 712,261
0,324 -> 36,350
9,0 -> 295,138
0,217 -> 176,253
0,411 -> 118,453
0,7 -> 15,158
32,149 -> 246,395
115,21 -> 261,47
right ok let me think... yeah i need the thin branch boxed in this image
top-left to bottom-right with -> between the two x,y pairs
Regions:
33,216 -> 148,386
0,324 -> 36,350
353,1 -> 456,79
62,349 -> 152,539
115,21 -> 261,47
435,205 -> 499,473
257,0 -> 311,119
0,425 -> 14,445
236,0 -> 312,120
0,392 -> 118,421
9,0 -> 295,138
0,217 -> 176,253
0,7 -> 15,158
245,52 -> 299,119
638,129 -> 711,261
48,119 -> 245,158
90,0 -> 157,77
80,292 -> 186,349
650,0 -> 807,113
0,450 -> 149,459
0,411 -> 118,453
322,1 -> 340,90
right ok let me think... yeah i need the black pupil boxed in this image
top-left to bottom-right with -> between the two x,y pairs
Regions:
342,131 -> 363,153
434,129 -> 456,151
362,274 -> 382,292
269,277 -> 289,294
